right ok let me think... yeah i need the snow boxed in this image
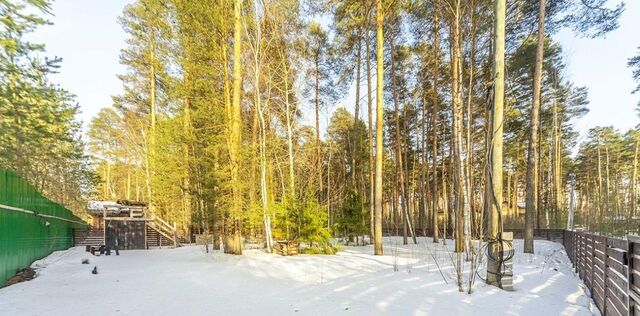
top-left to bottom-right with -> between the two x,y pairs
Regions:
0,238 -> 599,316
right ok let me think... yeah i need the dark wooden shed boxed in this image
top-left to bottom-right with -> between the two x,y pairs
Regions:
74,200 -> 178,250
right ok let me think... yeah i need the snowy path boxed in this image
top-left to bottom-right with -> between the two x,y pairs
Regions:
0,238 -> 598,315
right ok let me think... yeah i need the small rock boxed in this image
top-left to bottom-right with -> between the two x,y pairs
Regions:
81,259 -> 89,264
92,266 -> 98,275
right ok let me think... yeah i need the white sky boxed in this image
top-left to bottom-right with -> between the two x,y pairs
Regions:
554,0 -> 640,143
29,0 -> 640,149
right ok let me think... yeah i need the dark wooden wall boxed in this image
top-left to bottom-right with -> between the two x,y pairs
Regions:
105,220 -> 146,250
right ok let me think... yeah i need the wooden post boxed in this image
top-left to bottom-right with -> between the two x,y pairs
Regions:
603,237 -> 609,316
591,236 -> 595,297
173,221 -> 178,248
102,209 -> 106,246
144,220 -> 148,250
628,235 -> 640,316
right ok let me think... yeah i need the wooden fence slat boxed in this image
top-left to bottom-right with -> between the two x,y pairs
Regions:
606,297 -> 625,316
607,256 -> 629,277
608,238 -> 629,251
633,269 -> 640,289
605,277 -> 629,312
607,246 -> 628,265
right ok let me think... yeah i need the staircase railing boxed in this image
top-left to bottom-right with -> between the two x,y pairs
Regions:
146,213 -> 178,247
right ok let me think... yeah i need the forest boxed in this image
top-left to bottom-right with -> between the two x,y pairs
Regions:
2,0 -> 640,259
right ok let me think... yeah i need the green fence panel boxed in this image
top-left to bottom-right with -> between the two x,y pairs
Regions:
0,168 -> 86,286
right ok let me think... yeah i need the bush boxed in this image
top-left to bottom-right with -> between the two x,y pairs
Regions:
334,190 -> 367,242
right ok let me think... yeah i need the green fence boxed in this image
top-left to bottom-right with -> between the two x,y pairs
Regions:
0,168 -> 86,286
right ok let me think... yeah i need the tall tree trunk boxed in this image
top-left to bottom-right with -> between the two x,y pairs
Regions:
366,6 -> 375,246
450,4 -> 465,257
284,73 -> 295,200
219,0 -> 233,248
442,141 -> 448,244
315,51 -> 323,198
513,151 -> 519,218
449,1 -> 469,290
431,0 -> 440,243
146,28 -> 156,210
183,98 -> 192,232
421,88 -> 429,237
486,0 -> 506,285
597,139 -> 603,221
126,162 -> 131,200
182,35 -> 193,232
633,137 -> 638,217
352,27 -> 362,189
225,0 -> 243,255
391,33 -> 411,245
524,0 -> 545,254
251,14 -> 273,252
465,1 -> 477,239
536,117 -> 543,229
605,143 -> 610,217
373,0 -> 384,256
552,85 -> 562,220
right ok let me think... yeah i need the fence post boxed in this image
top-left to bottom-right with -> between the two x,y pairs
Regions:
603,237 -> 609,316
575,233 -> 579,273
572,231 -> 576,267
628,235 -> 640,316
577,233 -> 582,277
590,236 -> 595,299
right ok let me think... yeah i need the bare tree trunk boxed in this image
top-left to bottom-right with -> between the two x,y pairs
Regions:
513,152 -> 519,218
449,1 -> 469,290
284,74 -> 295,200
524,0 -> 545,254
545,141 -> 551,228
250,11 -> 273,252
431,0 -> 440,243
352,27 -> 362,189
605,143 -> 610,217
225,0 -> 244,255
315,51 -> 323,198
465,0 -> 477,240
390,33 -> 412,245
449,3 -> 464,257
183,98 -> 192,233
219,0 -> 232,249
486,0 -> 506,286
366,7 -> 375,245
126,162 -> 131,200
442,125 -> 448,245
374,0 -> 384,256
182,35 -> 193,232
146,28 -> 156,210
552,82 -> 562,221
633,137 -> 638,217
597,140 -> 603,221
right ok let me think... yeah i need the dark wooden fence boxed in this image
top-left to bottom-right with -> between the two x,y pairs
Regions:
380,228 -> 639,315
564,231 -> 640,316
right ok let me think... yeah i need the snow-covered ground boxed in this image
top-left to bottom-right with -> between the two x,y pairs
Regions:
0,238 -> 598,316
